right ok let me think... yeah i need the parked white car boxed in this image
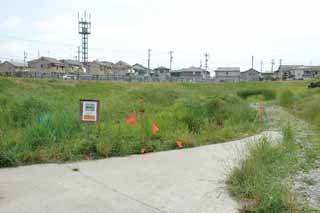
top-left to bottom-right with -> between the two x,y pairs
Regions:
63,75 -> 77,80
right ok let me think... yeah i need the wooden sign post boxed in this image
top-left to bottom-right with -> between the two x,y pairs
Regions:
80,99 -> 100,143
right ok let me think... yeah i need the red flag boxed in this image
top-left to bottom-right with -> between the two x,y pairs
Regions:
152,123 -> 160,134
125,113 -> 136,126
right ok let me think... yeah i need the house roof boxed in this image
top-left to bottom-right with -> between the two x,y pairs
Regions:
100,61 -> 113,66
115,60 -> 131,67
154,66 -> 169,71
173,66 -> 208,73
241,68 -> 260,73
29,57 -> 64,65
278,65 -> 305,71
132,63 -> 147,70
215,67 -> 240,72
4,61 -> 25,67
60,59 -> 81,66
89,60 -> 113,66
309,66 -> 320,71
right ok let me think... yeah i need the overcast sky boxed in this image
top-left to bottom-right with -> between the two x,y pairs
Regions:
0,0 -> 319,73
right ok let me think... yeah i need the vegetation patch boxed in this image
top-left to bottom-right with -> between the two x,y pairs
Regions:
228,125 -> 304,212
237,89 -> 276,101
0,77 -> 264,168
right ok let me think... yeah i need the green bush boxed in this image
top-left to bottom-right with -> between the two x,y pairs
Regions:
237,89 -> 276,101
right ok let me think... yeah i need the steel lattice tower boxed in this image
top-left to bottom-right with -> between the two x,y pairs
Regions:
78,12 -> 91,65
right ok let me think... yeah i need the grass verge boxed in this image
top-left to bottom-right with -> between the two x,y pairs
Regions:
228,124 -> 314,212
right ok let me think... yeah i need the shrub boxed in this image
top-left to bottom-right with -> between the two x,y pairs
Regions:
237,89 -> 276,101
0,152 -> 17,167
308,81 -> 320,89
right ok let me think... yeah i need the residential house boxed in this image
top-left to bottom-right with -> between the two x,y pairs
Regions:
112,60 -> 133,76
278,65 -> 314,80
214,67 -> 241,82
310,66 -> 320,77
28,57 -> 65,73
60,59 -> 83,73
0,61 -> 25,74
132,63 -> 148,76
171,66 -> 210,81
241,68 -> 260,81
87,61 -> 113,75
154,66 -> 170,78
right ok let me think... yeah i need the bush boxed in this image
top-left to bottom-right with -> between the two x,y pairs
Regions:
308,81 -> 320,89
0,152 -> 17,167
237,89 -> 276,101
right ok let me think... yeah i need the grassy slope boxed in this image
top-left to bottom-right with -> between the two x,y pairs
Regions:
2,77 -> 301,167
228,82 -> 320,212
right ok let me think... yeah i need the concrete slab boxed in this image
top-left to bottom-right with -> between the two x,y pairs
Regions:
0,131 -> 281,213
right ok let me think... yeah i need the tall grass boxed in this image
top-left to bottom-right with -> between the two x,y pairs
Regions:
237,89 -> 276,101
228,125 -> 304,212
0,78 -> 264,167
278,90 -> 295,108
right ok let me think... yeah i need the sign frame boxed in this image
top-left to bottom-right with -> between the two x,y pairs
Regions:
80,99 -> 100,123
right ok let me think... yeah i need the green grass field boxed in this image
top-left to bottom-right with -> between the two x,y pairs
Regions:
0,77 -> 312,168
228,80 -> 320,212
0,77 -> 319,211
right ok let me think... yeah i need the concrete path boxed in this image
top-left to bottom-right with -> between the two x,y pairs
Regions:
0,131 -> 281,213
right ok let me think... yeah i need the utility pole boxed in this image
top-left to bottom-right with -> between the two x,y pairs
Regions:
251,56 -> 254,69
279,59 -> 283,80
147,49 -> 151,76
260,60 -> 264,72
169,50 -> 173,72
204,52 -> 209,71
77,46 -> 81,63
23,51 -> 28,70
37,49 -> 40,58
271,59 -> 275,72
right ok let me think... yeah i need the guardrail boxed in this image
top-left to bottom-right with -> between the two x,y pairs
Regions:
0,71 -> 215,83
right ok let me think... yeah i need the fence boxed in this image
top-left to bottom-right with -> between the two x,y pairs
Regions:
0,71 -> 216,83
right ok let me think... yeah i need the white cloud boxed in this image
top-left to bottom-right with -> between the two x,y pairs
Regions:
0,16 -> 23,29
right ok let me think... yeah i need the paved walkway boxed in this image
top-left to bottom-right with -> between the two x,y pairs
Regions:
0,131 -> 281,213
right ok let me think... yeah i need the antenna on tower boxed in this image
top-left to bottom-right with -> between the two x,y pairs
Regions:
169,51 -> 173,72
204,52 -> 209,71
78,11 -> 92,65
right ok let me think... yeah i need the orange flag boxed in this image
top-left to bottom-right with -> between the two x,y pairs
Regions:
152,123 -> 160,134
176,140 -> 184,149
125,113 -> 136,126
